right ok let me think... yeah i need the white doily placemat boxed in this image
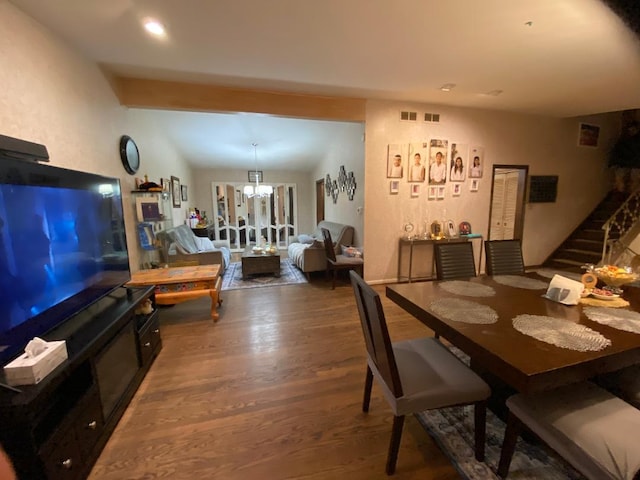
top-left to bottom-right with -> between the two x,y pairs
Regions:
512,314 -> 612,352
430,298 -> 498,324
583,307 -> 640,334
438,281 -> 496,297
534,269 -> 583,282
492,275 -> 548,290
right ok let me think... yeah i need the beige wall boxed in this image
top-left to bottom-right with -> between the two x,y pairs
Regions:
0,2 -> 192,271
310,123 -> 365,245
364,99 -> 619,283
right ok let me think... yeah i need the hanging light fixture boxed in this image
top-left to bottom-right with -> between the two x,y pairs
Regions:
244,143 -> 273,198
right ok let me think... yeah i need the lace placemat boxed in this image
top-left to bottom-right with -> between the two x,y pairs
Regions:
579,296 -> 630,308
534,269 -> 583,282
583,306 -> 640,334
438,281 -> 496,297
492,275 -> 548,290
512,314 -> 612,352
430,298 -> 498,324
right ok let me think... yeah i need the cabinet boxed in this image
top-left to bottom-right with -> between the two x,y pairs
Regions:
132,190 -> 173,268
0,286 -> 162,479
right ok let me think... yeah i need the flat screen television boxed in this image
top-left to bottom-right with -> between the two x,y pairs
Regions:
0,154 -> 130,366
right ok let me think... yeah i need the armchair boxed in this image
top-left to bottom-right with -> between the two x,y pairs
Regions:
157,224 -> 231,271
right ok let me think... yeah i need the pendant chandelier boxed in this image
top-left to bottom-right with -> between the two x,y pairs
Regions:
243,143 -> 273,198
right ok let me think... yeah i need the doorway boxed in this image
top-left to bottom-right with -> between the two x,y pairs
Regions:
488,165 -> 528,240
316,179 -> 325,225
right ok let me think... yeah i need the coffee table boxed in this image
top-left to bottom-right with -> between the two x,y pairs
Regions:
241,247 -> 280,279
127,264 -> 222,321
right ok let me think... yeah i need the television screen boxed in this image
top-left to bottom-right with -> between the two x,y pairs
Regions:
0,157 -> 130,366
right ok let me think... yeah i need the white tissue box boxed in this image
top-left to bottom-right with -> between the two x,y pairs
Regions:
3,341 -> 68,386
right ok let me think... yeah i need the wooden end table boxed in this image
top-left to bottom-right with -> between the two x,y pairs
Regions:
241,248 -> 281,279
127,264 -> 222,321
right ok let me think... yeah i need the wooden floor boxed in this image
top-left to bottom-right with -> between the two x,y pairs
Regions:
88,274 -> 462,480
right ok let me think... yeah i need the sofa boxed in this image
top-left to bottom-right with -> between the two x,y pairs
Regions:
157,224 -> 231,272
288,220 -> 355,276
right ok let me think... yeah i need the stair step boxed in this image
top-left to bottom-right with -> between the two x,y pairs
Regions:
572,230 -> 606,242
563,239 -> 603,253
552,248 -> 601,263
545,259 -> 586,270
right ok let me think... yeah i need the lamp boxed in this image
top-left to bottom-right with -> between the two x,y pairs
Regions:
244,143 -> 273,198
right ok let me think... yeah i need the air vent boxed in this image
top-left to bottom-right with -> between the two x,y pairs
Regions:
424,113 -> 441,123
400,111 -> 418,122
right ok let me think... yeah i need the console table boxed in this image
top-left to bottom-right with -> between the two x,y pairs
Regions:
397,235 -> 484,282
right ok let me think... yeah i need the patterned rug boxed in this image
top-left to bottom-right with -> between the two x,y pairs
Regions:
221,258 -> 308,291
416,348 -> 584,480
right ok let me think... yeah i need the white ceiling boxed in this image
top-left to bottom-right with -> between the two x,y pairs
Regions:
10,0 -> 640,170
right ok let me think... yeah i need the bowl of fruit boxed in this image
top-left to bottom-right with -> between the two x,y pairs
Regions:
593,265 -> 638,288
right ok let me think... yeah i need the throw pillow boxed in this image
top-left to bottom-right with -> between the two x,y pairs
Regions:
298,234 -> 315,244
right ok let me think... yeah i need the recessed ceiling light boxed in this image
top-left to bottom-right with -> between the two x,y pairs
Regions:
440,83 -> 456,92
143,18 -> 166,37
486,90 -> 503,96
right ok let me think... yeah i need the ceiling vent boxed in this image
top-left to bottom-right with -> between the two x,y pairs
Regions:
400,111 -> 418,122
424,113 -> 441,123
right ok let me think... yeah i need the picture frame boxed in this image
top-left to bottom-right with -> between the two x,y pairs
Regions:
390,180 -> 400,194
411,184 -> 420,197
470,179 -> 479,192
171,176 -> 181,207
181,185 -> 188,202
446,220 -> 457,238
428,186 -> 437,200
248,170 -> 263,182
387,144 -> 406,178
437,186 -> 446,199
469,146 -> 485,179
452,183 -> 461,196
578,123 -> 600,147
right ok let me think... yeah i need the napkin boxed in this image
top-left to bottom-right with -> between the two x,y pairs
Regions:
24,337 -> 49,358
543,274 -> 584,305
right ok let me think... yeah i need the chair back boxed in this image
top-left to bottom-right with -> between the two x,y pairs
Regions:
321,228 -> 337,262
485,239 -> 524,275
349,271 -> 403,398
434,242 -> 476,280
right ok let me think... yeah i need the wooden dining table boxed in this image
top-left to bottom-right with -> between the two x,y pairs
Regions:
386,273 -> 640,397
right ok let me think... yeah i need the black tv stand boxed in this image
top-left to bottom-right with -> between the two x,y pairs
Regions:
0,286 -> 162,479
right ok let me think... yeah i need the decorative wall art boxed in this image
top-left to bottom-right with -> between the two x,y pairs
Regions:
469,146 -> 484,178
338,165 -> 348,191
325,174 -> 332,196
452,183 -> 461,196
390,180 -> 400,194
181,185 -> 188,202
470,179 -> 479,192
171,176 -> 181,207
387,144 -> 406,178
428,186 -> 437,200
331,180 -> 339,203
428,139 -> 449,185
411,184 -> 420,197
578,123 -> 600,147
449,142 -> 468,182
346,172 -> 357,200
408,143 -> 428,183
437,186 -> 446,199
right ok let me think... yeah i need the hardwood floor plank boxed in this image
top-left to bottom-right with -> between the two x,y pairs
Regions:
88,282 -> 460,480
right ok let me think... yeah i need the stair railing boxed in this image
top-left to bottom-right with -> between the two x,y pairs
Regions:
602,189 -> 640,264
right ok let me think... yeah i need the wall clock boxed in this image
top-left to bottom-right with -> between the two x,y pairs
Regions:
119,135 -> 140,175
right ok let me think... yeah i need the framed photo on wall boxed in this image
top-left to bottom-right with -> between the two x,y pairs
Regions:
181,185 -> 188,202
578,123 -> 600,147
171,176 -> 181,207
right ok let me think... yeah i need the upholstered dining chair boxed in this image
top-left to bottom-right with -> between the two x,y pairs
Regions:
433,242 -> 476,280
484,239 -> 525,276
321,227 -> 363,289
497,381 -> 640,480
349,271 -> 490,475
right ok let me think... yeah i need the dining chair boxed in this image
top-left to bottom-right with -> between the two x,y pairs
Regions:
497,381 -> 640,480
593,364 -> 640,409
321,227 -> 363,289
349,271 -> 490,475
433,242 -> 476,280
484,239 -> 525,276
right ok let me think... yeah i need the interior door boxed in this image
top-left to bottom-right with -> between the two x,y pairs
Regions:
488,165 -> 528,241
316,179 -> 325,224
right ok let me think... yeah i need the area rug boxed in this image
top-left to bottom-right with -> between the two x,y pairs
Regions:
221,258 -> 308,291
416,348 -> 584,479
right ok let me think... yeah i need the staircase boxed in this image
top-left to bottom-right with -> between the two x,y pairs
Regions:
543,192 -> 628,271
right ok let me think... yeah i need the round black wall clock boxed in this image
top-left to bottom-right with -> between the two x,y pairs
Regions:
119,135 -> 140,175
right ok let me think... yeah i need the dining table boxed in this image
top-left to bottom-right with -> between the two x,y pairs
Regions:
386,273 -> 640,398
